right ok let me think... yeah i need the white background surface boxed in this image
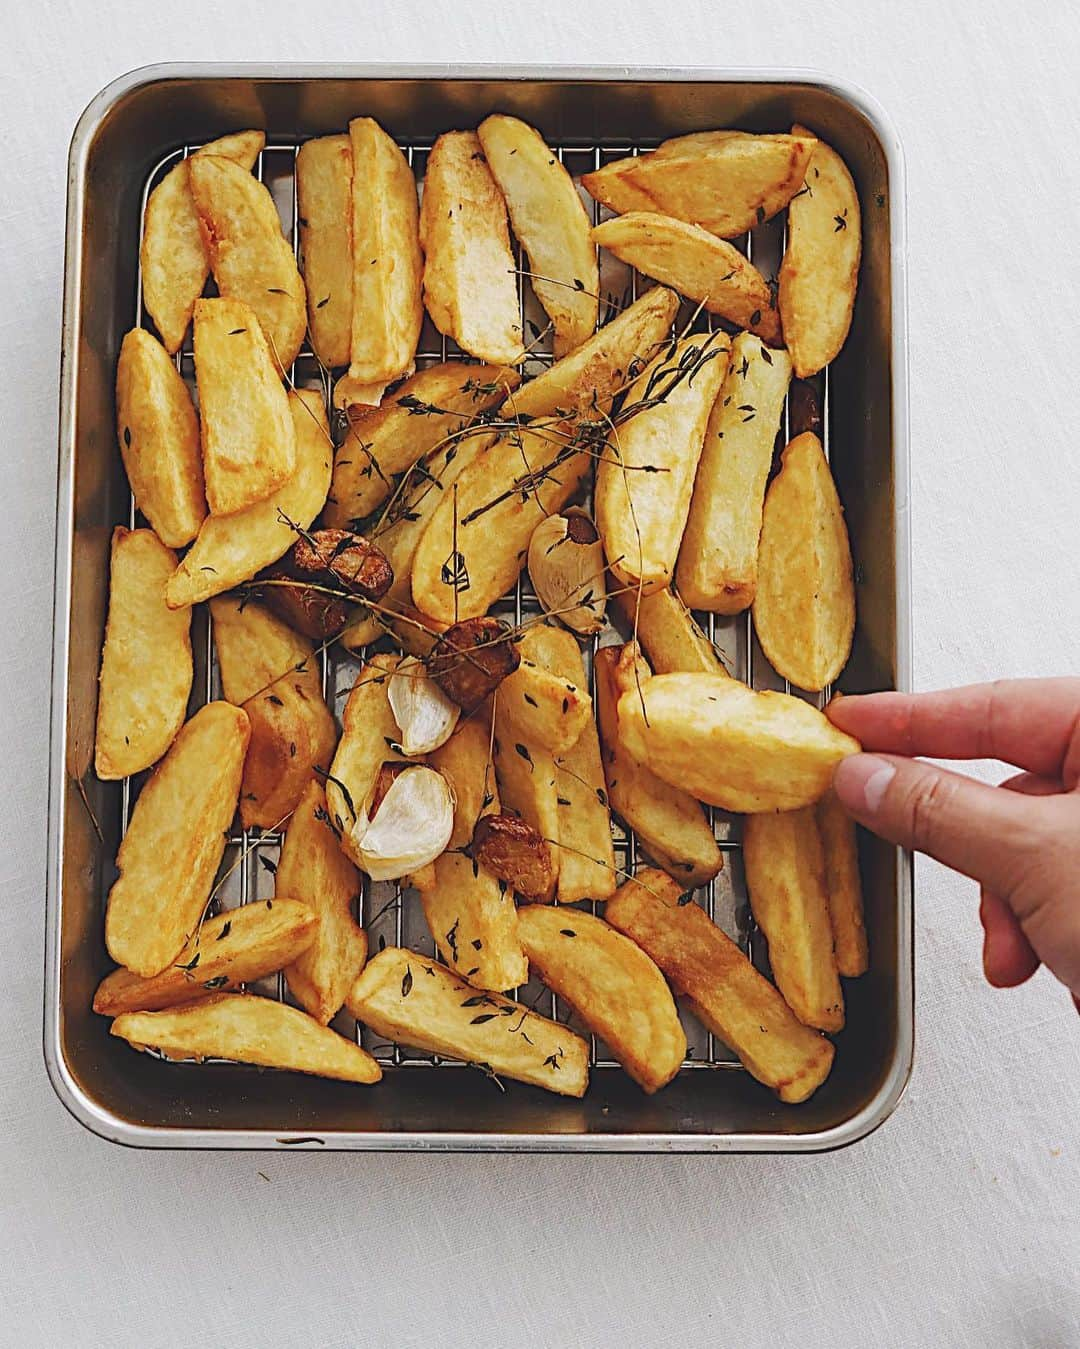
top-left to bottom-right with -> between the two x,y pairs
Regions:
3,3 -> 1080,1346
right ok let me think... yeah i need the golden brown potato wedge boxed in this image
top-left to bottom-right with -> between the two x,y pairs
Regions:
617,673 -> 861,813
105,702 -> 249,978
676,331 -> 793,613
596,332 -> 730,595
209,597 -> 317,704
497,627 -> 591,756
592,213 -> 781,344
516,905 -> 685,1093
95,527 -> 193,780
238,674 -> 337,830
140,130 -> 265,355
605,869 -> 834,1103
111,993 -> 381,1084
752,432 -> 855,691
346,948 -> 587,1096
276,781 -> 368,1024
493,692 -> 560,901
743,807 -> 844,1032
478,114 -> 598,357
817,787 -> 869,977
296,133 -> 353,368
419,131 -> 524,365
189,154 -> 307,371
429,713 -> 498,850
93,898 -> 317,1016
115,327 -> 206,547
594,644 -> 722,887
582,131 -> 816,239
778,126 -> 861,378
165,389 -> 332,608
611,587 -> 726,676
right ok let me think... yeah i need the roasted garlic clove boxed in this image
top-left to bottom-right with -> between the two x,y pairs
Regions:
472,812 -> 555,900
427,616 -> 520,714
388,656 -> 461,755
352,765 -> 455,881
527,509 -> 607,634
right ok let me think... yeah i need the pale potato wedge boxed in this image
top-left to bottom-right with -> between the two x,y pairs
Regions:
778,126 -> 861,378
817,786 -> 869,977
95,528 -> 193,780
238,673 -> 337,830
592,213 -> 781,344
276,781 -> 368,1024
324,361 -> 517,529
582,132 -> 816,239
189,154 -> 307,371
429,713 -> 499,850
752,432 -> 855,691
115,328 -> 206,547
140,130 -> 265,354
347,117 -> 424,387
165,389 -> 332,608
208,597 -> 317,704
676,331 -> 793,612
93,898 -> 317,1016
617,673 -> 861,813
193,297 -> 296,515
493,693 -> 560,900
418,852 -> 526,992
596,332 -> 730,595
478,114 -> 598,357
111,993 -> 381,1085
296,133 -> 353,368
611,586 -> 726,675
743,807 -> 844,1032
346,947 -> 587,1096
105,702 -> 249,978
419,131 -> 524,365
605,869 -> 834,1103
594,644 -> 722,887
497,627 -> 591,757
516,905 -> 685,1093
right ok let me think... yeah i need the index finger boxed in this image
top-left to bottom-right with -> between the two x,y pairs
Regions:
826,679 -> 1080,785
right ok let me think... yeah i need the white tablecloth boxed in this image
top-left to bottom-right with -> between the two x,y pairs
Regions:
4,3 -> 1079,1345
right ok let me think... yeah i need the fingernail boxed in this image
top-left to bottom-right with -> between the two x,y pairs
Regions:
834,754 -> 896,814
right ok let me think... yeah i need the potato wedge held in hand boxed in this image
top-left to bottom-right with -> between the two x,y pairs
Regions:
347,948 -> 587,1096
296,133 -> 353,368
605,870 -> 834,1103
93,898 -> 317,1016
617,674 -> 860,812
817,787 -> 869,977
611,587 -> 726,676
753,432 -> 855,691
516,905 -> 685,1094
115,328 -> 206,547
112,993 -> 381,1085
778,126 -> 861,377
478,114 -> 598,357
592,213 -> 781,344
95,528 -> 193,780
105,702 -> 249,978
419,131 -> 524,365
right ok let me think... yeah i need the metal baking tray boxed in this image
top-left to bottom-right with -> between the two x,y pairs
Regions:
48,64 -> 911,1152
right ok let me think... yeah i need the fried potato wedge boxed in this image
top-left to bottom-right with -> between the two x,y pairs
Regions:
189,154 -> 307,371
418,852 -> 526,991
112,993 -> 381,1084
93,898 -> 317,1016
239,673 -> 337,829
497,627 -> 591,756
493,692 -> 560,900
611,586 -> 726,675
605,869 -> 834,1103
817,787 -> 869,977
478,114 -> 598,357
676,331 -> 793,613
347,948 -> 587,1096
296,133 -> 353,368
617,673 -> 861,812
752,432 -> 855,691
419,131 -> 524,365
193,297 -> 296,515
778,126 -> 861,377
582,131 -> 816,239
325,361 -> 517,528
105,702 -> 249,977
166,389 -> 332,608
115,327 -> 206,547
95,528 -> 193,780
276,781 -> 368,1023
209,597 -> 316,703
429,713 -> 499,849
592,213 -> 781,344
743,807 -> 844,1032
594,644 -> 722,887
596,332 -> 729,595
516,905 -> 685,1093
140,130 -> 265,354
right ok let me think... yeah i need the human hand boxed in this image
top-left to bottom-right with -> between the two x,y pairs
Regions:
827,679 -> 1080,1005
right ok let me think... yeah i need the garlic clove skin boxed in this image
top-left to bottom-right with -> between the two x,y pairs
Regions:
527,509 -> 607,635
388,656 -> 461,755
351,765 -> 455,881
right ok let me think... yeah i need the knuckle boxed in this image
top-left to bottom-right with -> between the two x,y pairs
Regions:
904,771 -> 957,856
